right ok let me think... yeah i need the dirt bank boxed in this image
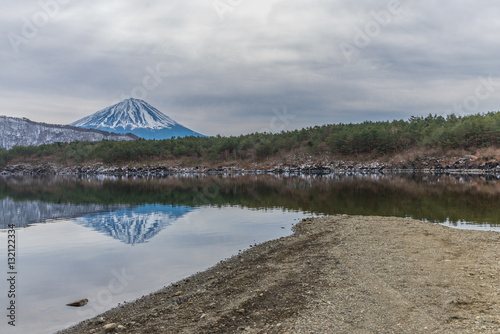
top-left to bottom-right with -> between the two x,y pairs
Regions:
58,216 -> 500,333
3,148 -> 500,176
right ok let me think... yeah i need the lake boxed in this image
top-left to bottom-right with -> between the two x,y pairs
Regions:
1,173 -> 500,333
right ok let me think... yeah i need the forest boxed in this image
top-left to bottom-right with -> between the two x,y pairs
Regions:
1,112 -> 499,166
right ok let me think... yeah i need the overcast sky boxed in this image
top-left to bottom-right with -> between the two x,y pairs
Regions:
1,0 -> 499,136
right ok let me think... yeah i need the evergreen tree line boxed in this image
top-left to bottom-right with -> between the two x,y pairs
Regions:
1,112 -> 499,165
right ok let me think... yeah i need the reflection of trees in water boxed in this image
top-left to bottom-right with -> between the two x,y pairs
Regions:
1,174 -> 500,226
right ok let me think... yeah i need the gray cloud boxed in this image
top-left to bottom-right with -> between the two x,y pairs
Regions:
1,0 -> 500,136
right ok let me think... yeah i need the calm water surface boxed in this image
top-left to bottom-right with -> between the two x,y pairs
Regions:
1,173 -> 500,333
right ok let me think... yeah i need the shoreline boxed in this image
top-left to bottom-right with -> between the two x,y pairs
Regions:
2,163 -> 500,176
2,154 -> 500,176
58,215 -> 500,333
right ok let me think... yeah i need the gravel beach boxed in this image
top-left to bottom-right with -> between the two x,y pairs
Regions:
58,215 -> 500,333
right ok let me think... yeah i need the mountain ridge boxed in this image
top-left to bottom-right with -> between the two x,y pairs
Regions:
0,115 -> 137,150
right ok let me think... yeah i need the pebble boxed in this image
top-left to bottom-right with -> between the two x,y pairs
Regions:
103,323 -> 117,332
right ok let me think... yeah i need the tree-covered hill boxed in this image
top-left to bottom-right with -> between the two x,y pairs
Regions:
1,112 -> 499,167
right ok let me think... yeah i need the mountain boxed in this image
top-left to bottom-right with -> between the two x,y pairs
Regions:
0,116 -> 137,150
70,98 -> 205,140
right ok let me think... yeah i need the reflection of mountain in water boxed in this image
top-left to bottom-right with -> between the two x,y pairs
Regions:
74,205 -> 193,245
0,196 -> 193,245
0,198 -> 128,229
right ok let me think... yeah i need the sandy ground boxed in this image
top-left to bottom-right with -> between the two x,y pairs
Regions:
58,215 -> 500,333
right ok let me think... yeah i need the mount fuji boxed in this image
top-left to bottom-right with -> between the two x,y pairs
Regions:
70,98 -> 205,140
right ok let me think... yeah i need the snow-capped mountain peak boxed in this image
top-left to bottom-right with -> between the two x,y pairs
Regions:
70,99 -> 205,140
71,98 -> 178,131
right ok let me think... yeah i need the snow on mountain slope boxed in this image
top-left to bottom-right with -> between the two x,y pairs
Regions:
70,98 -> 205,140
71,99 -> 177,130
0,116 -> 137,150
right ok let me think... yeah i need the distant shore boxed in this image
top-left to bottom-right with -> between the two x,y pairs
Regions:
59,215 -> 500,333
